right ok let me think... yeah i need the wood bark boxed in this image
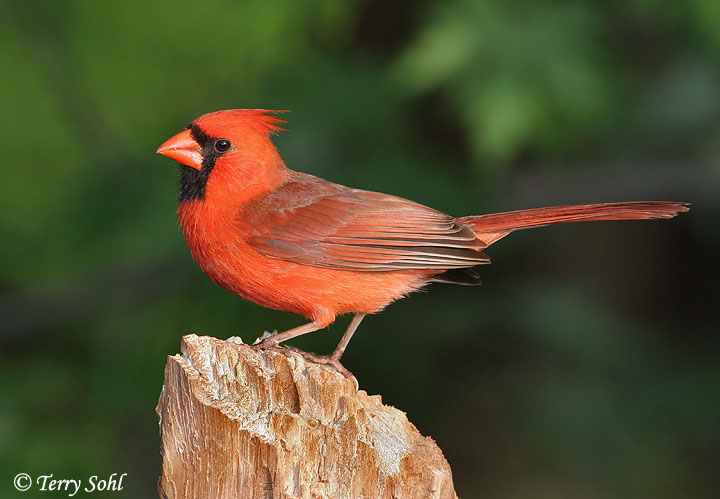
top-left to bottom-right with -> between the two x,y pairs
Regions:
157,334 -> 457,499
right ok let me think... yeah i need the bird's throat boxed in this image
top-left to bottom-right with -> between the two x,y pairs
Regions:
178,165 -> 212,203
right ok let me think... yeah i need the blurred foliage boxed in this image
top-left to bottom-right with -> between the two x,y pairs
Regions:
395,1 -> 615,162
0,0 -> 718,498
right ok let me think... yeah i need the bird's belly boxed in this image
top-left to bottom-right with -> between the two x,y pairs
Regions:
189,238 -> 430,324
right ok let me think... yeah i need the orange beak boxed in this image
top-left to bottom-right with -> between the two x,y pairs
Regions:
156,129 -> 203,170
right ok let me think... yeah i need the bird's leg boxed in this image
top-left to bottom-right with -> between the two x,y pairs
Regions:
307,313 -> 366,379
256,321 -> 322,347
256,314 -> 366,382
329,313 -> 366,363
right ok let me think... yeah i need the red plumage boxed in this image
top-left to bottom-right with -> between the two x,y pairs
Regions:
157,109 -> 689,373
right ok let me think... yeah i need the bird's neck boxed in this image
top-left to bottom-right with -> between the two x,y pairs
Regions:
176,160 -> 291,241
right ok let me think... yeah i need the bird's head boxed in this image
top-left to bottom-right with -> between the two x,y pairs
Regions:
156,109 -> 289,204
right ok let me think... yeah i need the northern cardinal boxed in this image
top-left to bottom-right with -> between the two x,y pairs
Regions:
157,109 -> 688,373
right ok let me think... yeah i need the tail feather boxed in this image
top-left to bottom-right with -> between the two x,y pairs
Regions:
458,201 -> 690,248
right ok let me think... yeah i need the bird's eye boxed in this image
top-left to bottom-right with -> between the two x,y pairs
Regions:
214,139 -> 232,153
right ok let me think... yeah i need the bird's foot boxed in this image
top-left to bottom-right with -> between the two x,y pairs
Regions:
253,330 -> 278,345
282,346 -> 358,388
311,354 -> 353,379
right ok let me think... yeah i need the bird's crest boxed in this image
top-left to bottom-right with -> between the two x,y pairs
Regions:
193,109 -> 288,137
243,109 -> 288,135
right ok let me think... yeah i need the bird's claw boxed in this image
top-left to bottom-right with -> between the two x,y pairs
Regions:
313,354 -> 353,378
253,338 -> 358,389
253,329 -> 278,345
281,346 -> 358,388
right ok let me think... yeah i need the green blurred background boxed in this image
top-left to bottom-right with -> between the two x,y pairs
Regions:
1,1 -> 718,497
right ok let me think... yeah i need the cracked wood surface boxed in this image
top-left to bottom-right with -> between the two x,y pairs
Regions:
156,334 -> 457,499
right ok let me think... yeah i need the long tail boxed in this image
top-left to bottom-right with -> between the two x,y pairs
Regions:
457,201 -> 689,248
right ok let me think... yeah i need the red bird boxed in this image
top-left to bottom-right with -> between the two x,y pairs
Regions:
157,109 -> 688,373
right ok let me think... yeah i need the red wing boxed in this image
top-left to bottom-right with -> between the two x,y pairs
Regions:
243,174 -> 489,271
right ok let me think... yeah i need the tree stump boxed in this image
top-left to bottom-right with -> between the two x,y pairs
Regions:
156,334 -> 457,499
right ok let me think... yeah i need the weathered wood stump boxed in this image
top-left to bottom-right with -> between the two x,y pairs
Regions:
157,334 -> 456,498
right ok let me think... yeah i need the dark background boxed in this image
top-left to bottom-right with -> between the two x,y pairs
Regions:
1,1 -> 718,497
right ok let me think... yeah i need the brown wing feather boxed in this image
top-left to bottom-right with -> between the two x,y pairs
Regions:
243,173 -> 489,271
